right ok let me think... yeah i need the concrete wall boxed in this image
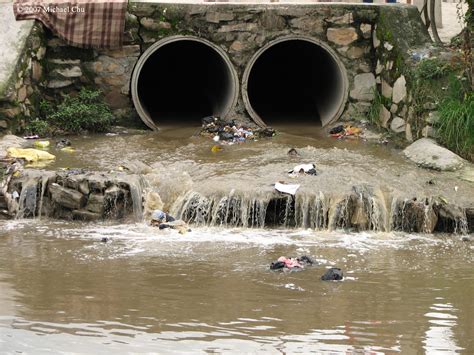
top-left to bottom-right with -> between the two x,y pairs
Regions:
0,3 -> 44,133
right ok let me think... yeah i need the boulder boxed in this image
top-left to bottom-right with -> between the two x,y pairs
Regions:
405,123 -> 414,143
392,75 -> 407,104
0,135 -> 27,157
360,23 -> 371,39
327,27 -> 358,46
422,125 -> 437,138
345,46 -> 365,59
379,105 -> 391,128
435,203 -> 468,233
466,208 -> 474,233
88,175 -> 108,192
47,80 -> 73,89
392,199 -> 437,233
381,80 -> 393,99
205,12 -> 234,24
218,23 -> 257,33
290,17 -> 323,32
72,210 -> 102,221
140,18 -> 171,31
86,193 -> 104,214
53,66 -> 82,78
350,73 -> 376,101
459,166 -> 474,183
49,183 -> 86,210
403,138 -> 465,171
390,116 -> 405,133
261,12 -> 286,31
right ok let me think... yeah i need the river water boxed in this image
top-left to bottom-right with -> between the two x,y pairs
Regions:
1,221 -> 473,353
1,124 -> 473,353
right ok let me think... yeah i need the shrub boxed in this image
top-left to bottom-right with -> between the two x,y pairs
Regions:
47,88 -> 115,133
435,77 -> 474,161
24,118 -> 50,136
25,88 -> 115,136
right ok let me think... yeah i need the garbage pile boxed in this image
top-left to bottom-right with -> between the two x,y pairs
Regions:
329,124 -> 362,139
201,116 -> 275,145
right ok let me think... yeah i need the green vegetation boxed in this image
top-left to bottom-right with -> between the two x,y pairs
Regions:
415,58 -> 452,80
402,56 -> 473,161
435,77 -> 474,161
25,88 -> 115,136
406,58 -> 455,134
367,88 -> 391,126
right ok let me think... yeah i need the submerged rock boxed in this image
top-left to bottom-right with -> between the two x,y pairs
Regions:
403,138 -> 465,171
72,209 -> 101,221
321,268 -> 343,281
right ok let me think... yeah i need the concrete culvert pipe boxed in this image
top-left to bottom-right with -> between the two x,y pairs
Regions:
242,37 -> 349,128
131,36 -> 239,129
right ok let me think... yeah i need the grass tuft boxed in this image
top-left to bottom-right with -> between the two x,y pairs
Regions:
435,76 -> 474,161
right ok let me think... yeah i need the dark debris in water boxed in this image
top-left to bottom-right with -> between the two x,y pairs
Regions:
201,116 -> 275,145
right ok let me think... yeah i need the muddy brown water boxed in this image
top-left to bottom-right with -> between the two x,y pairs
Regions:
1,124 -> 473,353
1,222 -> 473,353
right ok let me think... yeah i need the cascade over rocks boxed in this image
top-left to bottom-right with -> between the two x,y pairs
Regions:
2,168 -> 145,221
1,162 -> 472,234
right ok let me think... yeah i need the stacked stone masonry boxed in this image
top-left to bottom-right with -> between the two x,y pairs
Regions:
1,3 -> 431,134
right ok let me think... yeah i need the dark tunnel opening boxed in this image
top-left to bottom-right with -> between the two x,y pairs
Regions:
244,38 -> 347,127
132,38 -> 238,128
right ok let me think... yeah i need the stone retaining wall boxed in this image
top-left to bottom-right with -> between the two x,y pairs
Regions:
2,3 -> 432,135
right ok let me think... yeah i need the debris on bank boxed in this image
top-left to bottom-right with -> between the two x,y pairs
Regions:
7,147 -> 55,163
328,122 -> 390,145
201,116 -> 275,145
329,123 -> 362,139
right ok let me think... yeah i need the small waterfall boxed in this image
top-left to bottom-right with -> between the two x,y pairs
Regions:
294,192 -> 329,229
2,162 -> 470,234
124,174 -> 148,222
37,175 -> 50,219
391,198 -> 437,233
436,203 -> 469,235
16,178 -> 38,219
176,190 -> 270,227
174,185 -> 471,234
350,186 -> 389,232
175,186 -> 389,231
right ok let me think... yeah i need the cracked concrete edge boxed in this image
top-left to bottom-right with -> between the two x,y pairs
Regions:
0,3 -> 35,100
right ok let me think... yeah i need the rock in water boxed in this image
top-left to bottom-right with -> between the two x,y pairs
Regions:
321,268 -> 343,281
403,138 -> 464,171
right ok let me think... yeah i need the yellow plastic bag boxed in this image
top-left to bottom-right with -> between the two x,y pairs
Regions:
33,140 -> 50,149
7,147 -> 56,162
60,147 -> 75,153
211,145 -> 222,153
